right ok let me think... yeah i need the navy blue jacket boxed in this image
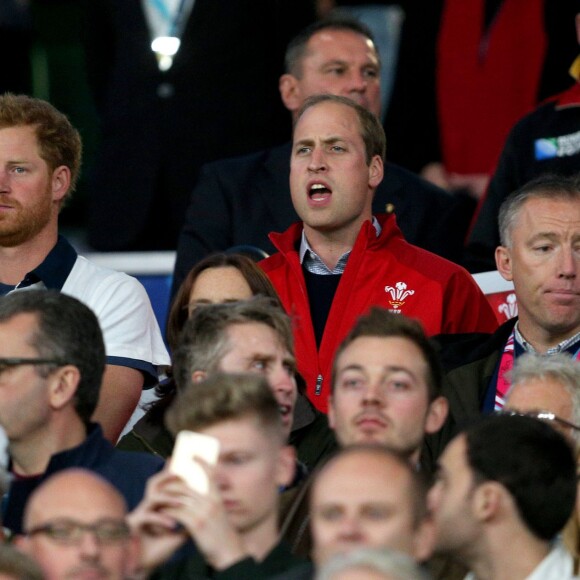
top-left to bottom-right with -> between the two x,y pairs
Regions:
4,423 -> 164,534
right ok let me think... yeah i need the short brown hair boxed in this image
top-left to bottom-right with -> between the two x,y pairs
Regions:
294,94 -> 386,164
0,93 -> 82,199
165,372 -> 285,442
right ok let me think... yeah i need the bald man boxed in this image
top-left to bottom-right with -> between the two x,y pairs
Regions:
18,469 -> 140,580
310,446 -> 434,569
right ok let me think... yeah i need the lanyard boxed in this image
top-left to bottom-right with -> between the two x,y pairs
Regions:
149,0 -> 189,38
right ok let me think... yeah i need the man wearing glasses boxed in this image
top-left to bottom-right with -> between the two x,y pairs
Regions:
0,290 -> 163,535
18,468 -> 139,580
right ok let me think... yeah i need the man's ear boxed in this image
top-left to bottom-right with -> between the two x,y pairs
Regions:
51,165 -> 71,203
279,74 -> 302,113
276,445 -> 297,488
191,370 -> 207,384
48,365 -> 81,411
473,481 -> 502,522
425,396 -> 449,435
368,154 -> 384,188
495,246 -> 513,281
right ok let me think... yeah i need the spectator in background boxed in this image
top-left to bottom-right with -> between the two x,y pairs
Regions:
317,1 -> 406,120
465,9 -> 580,273
0,290 -> 163,535
118,296 -> 336,474
433,175 -> 580,451
165,252 -> 283,355
428,414 -> 577,579
129,373 -> 301,578
0,93 -> 170,442
505,352 -> 580,445
172,15 -> 470,297
81,0 -> 317,251
385,0 -> 578,202
18,469 -> 140,580
315,546 -> 429,580
310,447 -> 435,571
503,353 -> 580,572
278,307 -> 452,570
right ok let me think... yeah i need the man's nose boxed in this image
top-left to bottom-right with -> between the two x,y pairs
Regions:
557,246 -> 578,279
308,148 -> 327,172
78,529 -> 101,560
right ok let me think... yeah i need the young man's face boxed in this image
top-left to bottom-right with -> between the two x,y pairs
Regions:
496,197 -> 580,347
199,416 -> 294,535
290,100 -> 382,244
0,125 -> 66,247
311,450 -> 431,566
218,322 -> 297,438
281,28 -> 381,118
329,336 -> 446,462
427,435 -> 480,559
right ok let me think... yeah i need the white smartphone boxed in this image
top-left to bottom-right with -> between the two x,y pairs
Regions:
169,430 -> 220,494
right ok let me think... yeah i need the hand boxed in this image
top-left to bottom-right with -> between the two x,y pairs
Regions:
163,457 -> 248,570
127,469 -> 189,573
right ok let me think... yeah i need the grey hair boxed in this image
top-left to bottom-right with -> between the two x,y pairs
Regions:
172,296 -> 293,391
498,174 -> 580,247
507,352 -> 580,443
315,547 -> 429,580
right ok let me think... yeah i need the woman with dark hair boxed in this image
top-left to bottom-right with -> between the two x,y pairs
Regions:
116,253 -> 289,457
165,252 -> 282,353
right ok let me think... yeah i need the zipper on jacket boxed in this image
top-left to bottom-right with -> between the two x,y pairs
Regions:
315,374 -> 323,396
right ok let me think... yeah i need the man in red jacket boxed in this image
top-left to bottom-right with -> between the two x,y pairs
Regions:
260,94 -> 498,413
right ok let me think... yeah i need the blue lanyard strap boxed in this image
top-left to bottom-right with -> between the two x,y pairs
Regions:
149,0 -> 189,37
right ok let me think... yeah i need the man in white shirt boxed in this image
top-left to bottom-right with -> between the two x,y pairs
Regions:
0,93 -> 170,442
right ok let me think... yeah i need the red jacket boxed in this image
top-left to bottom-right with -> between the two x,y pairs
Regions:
260,214 -> 498,413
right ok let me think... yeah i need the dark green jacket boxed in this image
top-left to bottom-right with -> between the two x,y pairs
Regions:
427,318 -> 516,458
117,394 -> 337,473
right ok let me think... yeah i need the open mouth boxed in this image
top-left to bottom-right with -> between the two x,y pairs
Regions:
309,183 -> 332,202
279,404 -> 292,418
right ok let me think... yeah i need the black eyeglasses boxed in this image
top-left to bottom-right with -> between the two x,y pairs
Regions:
0,358 -> 69,374
26,519 -> 131,545
496,409 -> 580,432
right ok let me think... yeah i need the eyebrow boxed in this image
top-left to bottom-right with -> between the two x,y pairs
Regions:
294,136 -> 345,149
338,363 -> 418,378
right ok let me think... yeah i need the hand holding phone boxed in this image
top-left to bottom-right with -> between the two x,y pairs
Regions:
169,430 -> 220,494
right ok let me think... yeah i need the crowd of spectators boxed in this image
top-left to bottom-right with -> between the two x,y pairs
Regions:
0,3 -> 579,579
